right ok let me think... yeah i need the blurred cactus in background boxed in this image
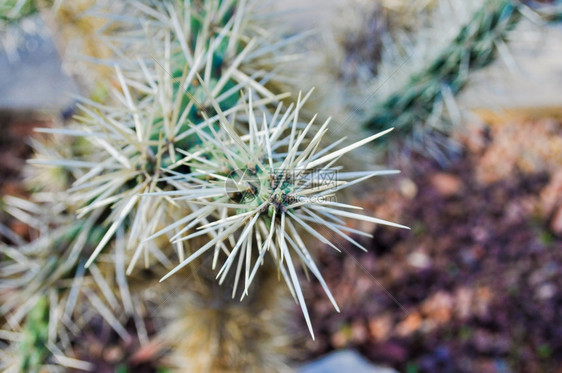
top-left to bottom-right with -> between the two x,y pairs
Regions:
365,0 -> 522,161
315,0 -> 562,164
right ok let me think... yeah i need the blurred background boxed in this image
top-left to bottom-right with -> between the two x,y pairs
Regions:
1,0 -> 562,372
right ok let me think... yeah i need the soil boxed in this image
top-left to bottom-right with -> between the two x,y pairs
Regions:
0,113 -> 45,241
299,117 -> 562,373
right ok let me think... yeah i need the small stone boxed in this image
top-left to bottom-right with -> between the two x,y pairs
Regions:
368,314 -> 393,342
299,350 -> 399,373
331,329 -> 350,349
537,283 -> 556,300
395,312 -> 422,337
103,346 -> 124,363
471,226 -> 489,243
421,291 -> 454,324
399,178 -> 417,199
351,320 -> 368,344
430,173 -> 462,197
455,287 -> 474,320
407,251 -> 431,269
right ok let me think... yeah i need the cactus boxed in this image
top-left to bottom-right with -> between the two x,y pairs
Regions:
19,296 -> 49,373
364,0 -> 522,158
0,196 -> 131,371
160,262 -> 294,372
2,0 -> 407,371
0,0 -> 36,23
319,0 -> 562,162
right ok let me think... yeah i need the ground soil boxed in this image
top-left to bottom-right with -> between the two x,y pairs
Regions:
299,117 -> 562,373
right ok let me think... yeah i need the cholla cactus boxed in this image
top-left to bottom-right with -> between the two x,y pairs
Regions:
31,0 -> 300,274
314,0 -> 562,163
0,196 -> 140,371
0,0 -> 36,22
146,87 -> 408,338
0,296 -> 50,373
161,262 -> 294,372
2,0 -> 408,370
365,0 -> 522,159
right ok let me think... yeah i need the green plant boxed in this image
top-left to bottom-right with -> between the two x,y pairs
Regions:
365,0 -> 522,158
326,0 -> 562,162
148,89 -> 406,337
0,0 -> 36,23
1,0 -> 407,371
